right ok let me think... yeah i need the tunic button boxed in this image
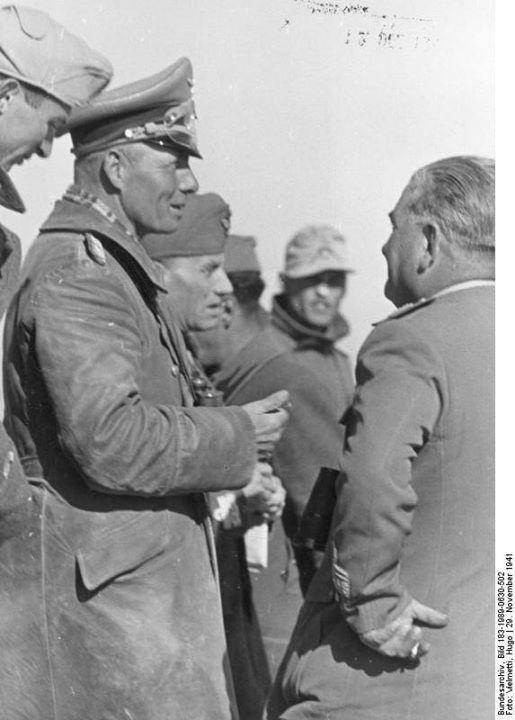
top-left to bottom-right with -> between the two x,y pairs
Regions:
170,365 -> 179,377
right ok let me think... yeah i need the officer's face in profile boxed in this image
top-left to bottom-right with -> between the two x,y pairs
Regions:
192,298 -> 233,372
162,253 -> 233,331
0,80 -> 68,170
382,182 -> 428,307
285,270 -> 347,328
116,142 -> 198,235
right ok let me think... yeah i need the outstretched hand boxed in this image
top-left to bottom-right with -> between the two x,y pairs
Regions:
359,599 -> 448,660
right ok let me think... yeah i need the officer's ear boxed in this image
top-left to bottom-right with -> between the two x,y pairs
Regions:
102,149 -> 129,191
417,222 -> 441,274
0,78 -> 21,115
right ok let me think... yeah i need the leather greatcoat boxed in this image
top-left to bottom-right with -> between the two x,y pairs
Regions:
2,187 -> 256,720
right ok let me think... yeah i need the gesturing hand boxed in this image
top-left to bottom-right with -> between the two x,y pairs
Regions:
242,390 -> 290,454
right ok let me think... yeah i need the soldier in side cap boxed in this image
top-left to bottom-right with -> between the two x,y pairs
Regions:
0,6 -> 112,717
143,195 -> 286,720
3,64 -> 289,720
194,228 -> 355,677
142,191 -> 234,334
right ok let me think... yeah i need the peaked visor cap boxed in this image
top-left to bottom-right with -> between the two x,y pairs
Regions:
224,235 -> 261,274
65,58 -> 200,158
0,5 -> 112,107
142,193 -> 231,261
283,224 -> 354,278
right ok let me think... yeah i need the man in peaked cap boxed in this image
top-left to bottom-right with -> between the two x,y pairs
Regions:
3,65 -> 289,720
0,6 -> 111,718
144,198 -> 287,720
268,157 -> 494,720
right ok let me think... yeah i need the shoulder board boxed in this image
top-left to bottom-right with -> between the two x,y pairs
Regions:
84,232 -> 106,266
373,297 -> 435,326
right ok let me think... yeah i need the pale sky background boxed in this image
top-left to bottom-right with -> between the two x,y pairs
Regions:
4,0 -> 494,363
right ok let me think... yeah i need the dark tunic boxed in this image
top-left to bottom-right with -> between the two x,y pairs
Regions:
214,297 -> 354,677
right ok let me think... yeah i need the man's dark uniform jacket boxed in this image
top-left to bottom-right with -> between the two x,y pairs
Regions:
213,293 -> 354,676
2,186 -> 255,720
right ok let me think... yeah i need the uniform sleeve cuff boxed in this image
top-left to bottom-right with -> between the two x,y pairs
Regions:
339,590 -> 412,635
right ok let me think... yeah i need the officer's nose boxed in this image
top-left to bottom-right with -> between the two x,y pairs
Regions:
178,167 -> 199,194
36,136 -> 54,159
214,269 -> 233,297
382,235 -> 392,258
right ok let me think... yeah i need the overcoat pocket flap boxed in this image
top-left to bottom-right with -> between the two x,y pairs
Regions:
76,516 -> 169,591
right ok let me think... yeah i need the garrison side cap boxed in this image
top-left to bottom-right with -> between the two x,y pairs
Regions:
224,234 -> 261,274
142,193 -> 230,260
64,58 -> 201,158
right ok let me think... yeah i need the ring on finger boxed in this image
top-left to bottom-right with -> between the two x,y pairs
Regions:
409,642 -> 420,660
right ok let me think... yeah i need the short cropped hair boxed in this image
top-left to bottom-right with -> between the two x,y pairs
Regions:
408,156 -> 495,253
227,271 -> 265,305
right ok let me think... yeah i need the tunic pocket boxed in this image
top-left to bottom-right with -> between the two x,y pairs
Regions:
76,513 -> 170,592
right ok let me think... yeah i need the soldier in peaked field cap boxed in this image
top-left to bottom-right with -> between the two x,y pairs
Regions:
0,5 -> 113,719
282,224 -> 354,279
277,223 -> 354,331
0,4 -> 112,108
0,4 -> 113,211
3,57 -> 290,720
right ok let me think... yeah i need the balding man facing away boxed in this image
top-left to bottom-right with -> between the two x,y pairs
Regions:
268,156 -> 495,720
